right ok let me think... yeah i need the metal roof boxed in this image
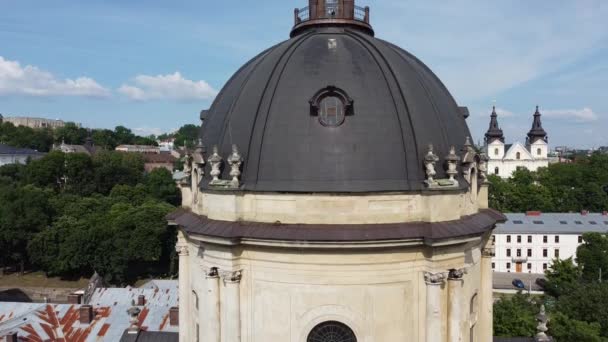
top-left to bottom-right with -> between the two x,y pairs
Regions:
200,26 -> 472,193
495,213 -> 608,234
0,281 -> 178,342
0,144 -> 43,156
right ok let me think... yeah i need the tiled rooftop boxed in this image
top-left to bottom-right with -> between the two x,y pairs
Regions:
495,212 -> 608,234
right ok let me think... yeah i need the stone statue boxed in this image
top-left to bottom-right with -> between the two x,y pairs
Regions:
208,145 -> 223,184
535,305 -> 552,341
445,145 -> 459,184
424,144 -> 439,184
227,144 -> 242,188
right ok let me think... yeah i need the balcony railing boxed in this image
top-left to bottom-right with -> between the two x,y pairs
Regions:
294,4 -> 370,25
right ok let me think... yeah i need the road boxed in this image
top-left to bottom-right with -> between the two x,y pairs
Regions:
492,271 -> 545,292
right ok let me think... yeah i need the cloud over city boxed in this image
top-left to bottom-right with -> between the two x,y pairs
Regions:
118,72 -> 217,101
542,107 -> 599,123
0,56 -> 110,98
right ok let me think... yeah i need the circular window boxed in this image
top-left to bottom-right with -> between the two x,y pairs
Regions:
318,96 -> 345,127
307,321 -> 357,342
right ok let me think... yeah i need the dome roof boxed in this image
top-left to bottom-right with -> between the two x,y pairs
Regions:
200,23 -> 472,193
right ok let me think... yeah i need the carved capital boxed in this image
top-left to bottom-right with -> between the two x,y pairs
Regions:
424,271 -> 446,285
176,245 -> 189,256
221,270 -> 242,284
482,247 -> 495,258
204,266 -> 219,279
448,268 -> 467,280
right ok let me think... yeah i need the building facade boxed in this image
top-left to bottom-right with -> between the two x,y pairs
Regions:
168,1 -> 505,342
0,144 -> 45,166
484,107 -> 549,178
492,212 -> 608,274
0,115 -> 79,129
115,145 -> 160,154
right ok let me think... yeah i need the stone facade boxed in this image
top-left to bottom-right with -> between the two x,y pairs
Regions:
1,116 -> 78,129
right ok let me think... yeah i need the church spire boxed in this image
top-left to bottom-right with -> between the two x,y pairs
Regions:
527,106 -> 547,144
484,106 -> 504,144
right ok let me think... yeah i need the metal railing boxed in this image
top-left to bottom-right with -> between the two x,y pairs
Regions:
295,4 -> 370,24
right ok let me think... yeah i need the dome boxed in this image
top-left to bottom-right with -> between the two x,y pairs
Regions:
200,5 -> 472,193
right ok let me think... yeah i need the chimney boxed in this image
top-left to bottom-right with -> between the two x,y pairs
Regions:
68,293 -> 82,304
169,307 -> 179,326
526,211 -> 541,216
602,211 -> 607,216
79,305 -> 94,324
581,210 -> 589,216
137,295 -> 145,306
4,332 -> 18,342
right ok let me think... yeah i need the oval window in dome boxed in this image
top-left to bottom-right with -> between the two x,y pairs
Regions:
319,96 -> 345,127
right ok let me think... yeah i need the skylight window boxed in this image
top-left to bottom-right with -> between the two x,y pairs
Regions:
575,221 -> 583,225
559,221 -> 567,224
590,221 -> 597,225
533,220 -> 544,224
513,220 -> 523,224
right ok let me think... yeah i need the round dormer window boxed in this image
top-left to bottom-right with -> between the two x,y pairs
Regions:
307,321 -> 356,342
319,96 -> 345,127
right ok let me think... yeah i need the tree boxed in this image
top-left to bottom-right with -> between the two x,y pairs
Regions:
556,283 -> 608,337
54,122 -> 88,145
577,232 -> 608,283
544,257 -> 581,298
550,312 -> 603,342
144,168 -> 181,205
0,185 -> 52,274
92,151 -> 144,194
172,124 -> 199,148
493,292 -> 539,337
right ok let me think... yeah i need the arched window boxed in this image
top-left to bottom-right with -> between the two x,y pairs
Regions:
494,148 -> 499,156
516,152 -> 521,160
494,167 -> 499,175
309,86 -> 354,127
537,148 -> 541,156
307,321 -> 356,342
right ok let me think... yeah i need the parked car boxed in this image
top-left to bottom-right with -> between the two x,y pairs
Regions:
512,278 -> 525,289
535,278 -> 548,289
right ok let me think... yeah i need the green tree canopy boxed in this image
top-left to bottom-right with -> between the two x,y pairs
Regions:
493,292 -> 539,338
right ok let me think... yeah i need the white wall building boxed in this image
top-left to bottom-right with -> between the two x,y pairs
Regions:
492,212 -> 608,274
484,106 -> 549,178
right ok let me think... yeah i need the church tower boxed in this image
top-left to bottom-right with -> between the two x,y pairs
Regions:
526,106 -> 548,159
484,106 -> 505,160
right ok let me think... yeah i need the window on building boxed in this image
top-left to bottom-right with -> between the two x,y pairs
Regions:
513,220 -> 523,224
543,263 -> 548,270
507,249 -> 511,257
543,249 -> 548,257
579,236 -> 583,243
537,148 -> 542,156
527,263 -> 532,270
527,249 -> 532,257
527,235 -> 532,243
590,221 -> 597,225
543,236 -> 548,243
516,152 -> 521,160
559,221 -> 567,225
533,220 -> 544,224
318,96 -> 346,127
495,167 -> 499,175
517,235 -> 522,243
492,235 -> 496,245
494,148 -> 499,156
555,236 -> 559,243
575,221 -> 582,225
507,262 -> 511,269
307,321 -> 356,342
516,249 -> 522,257
555,249 -> 560,258
492,262 -> 495,269
506,235 -> 511,243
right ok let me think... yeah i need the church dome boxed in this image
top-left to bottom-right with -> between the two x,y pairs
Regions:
200,2 -> 472,193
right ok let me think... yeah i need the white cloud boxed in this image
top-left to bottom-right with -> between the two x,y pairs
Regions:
542,107 -> 599,122
472,106 -> 515,118
119,72 -> 217,101
495,107 -> 516,118
0,56 -> 110,97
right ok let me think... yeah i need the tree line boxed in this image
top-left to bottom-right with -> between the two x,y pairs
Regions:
0,121 -> 158,152
494,232 -> 608,341
489,153 -> 608,213
0,150 -> 181,284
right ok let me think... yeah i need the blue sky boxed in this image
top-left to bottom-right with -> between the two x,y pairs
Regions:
1,0 -> 607,148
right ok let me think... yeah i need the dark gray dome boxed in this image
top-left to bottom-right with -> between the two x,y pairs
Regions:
200,26 -> 472,193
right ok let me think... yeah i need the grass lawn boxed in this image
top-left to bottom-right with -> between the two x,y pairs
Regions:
0,271 -> 89,289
